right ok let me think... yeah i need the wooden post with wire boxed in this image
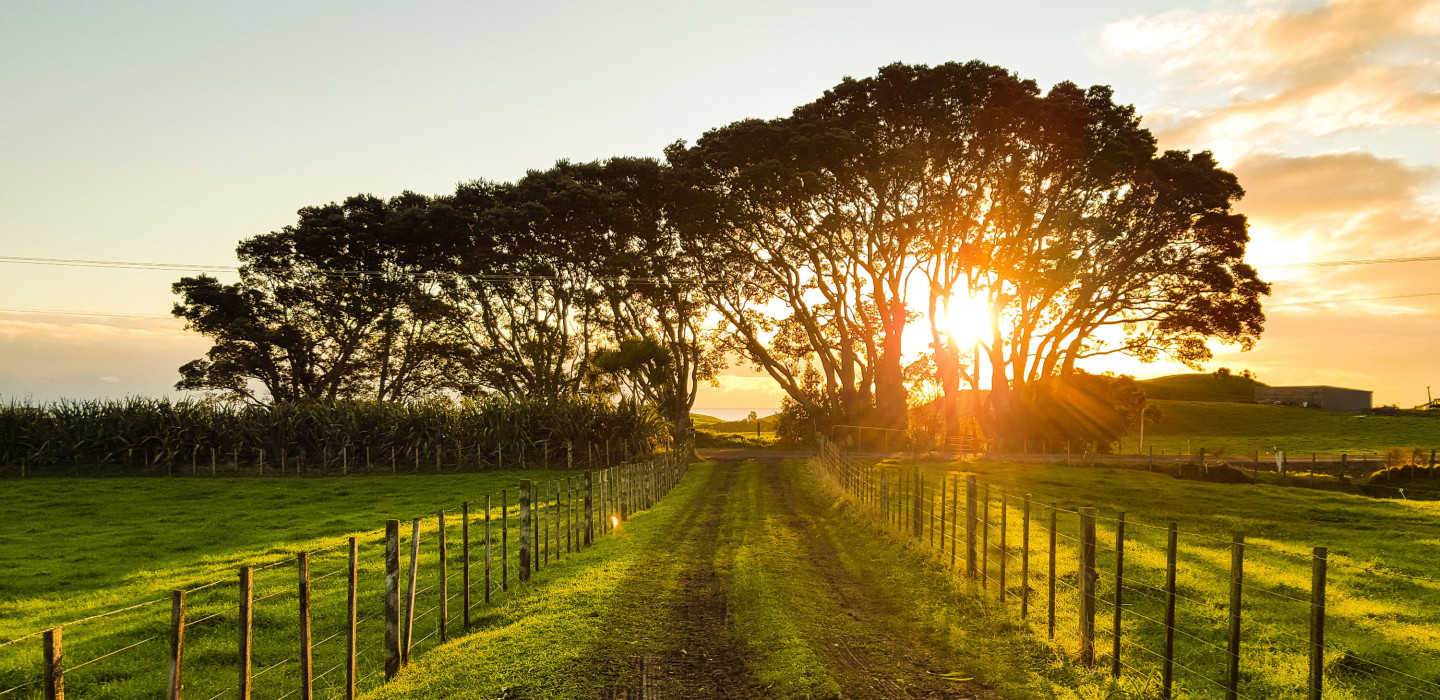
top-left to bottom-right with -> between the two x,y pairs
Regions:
438,510 -> 448,643
1078,508 -> 1096,669
1163,522 -> 1177,700
965,475 -> 978,578
168,590 -> 185,700
913,471 -> 924,540
484,496 -> 493,605
1112,512 -> 1125,678
43,627 -> 63,700
298,551 -> 313,700
462,502 -> 471,630
384,521 -> 400,680
519,480 -> 532,582
1310,546 -> 1327,700
1048,502 -> 1058,640
239,565 -> 253,699
950,476 -> 959,571
584,471 -> 594,546
981,484 -> 990,588
999,493 -> 1008,601
1021,496 -> 1031,618
346,537 -> 358,700
501,491 -> 509,592
403,518 -> 420,665
1227,531 -> 1245,700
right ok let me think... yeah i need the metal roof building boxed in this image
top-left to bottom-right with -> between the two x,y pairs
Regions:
1254,385 -> 1373,413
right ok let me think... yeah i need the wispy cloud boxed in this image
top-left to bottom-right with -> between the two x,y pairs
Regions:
1104,0 -> 1440,152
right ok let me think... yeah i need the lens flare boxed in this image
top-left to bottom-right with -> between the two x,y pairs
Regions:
610,515 -> 620,529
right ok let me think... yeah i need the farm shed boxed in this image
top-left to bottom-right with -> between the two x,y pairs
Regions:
1254,385 -> 1373,412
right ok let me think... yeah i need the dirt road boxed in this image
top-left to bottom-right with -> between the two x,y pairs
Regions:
597,457 -> 996,699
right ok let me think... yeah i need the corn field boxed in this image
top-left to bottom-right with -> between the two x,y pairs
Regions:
0,397 -> 669,476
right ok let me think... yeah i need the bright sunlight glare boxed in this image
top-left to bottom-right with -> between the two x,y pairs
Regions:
943,294 -> 993,346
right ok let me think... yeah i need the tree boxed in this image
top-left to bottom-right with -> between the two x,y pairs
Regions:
172,193 -> 470,404
679,61 -> 1267,438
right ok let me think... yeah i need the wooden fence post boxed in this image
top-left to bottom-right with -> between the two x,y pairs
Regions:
239,566 -> 253,699
585,471 -> 594,545
1021,496 -> 1031,619
938,477 -> 946,553
1163,522 -> 1177,700
299,552 -> 313,700
1227,531 -> 1245,700
1078,508 -> 1096,669
501,490 -> 509,592
385,521 -> 400,680
169,590 -> 185,700
462,502 -> 471,630
438,510 -> 448,643
913,471 -> 924,540
999,493 -> 1008,601
346,537 -> 357,700
965,475 -> 978,579
519,480 -> 532,582
403,518 -> 420,665
981,484 -> 990,589
42,627 -> 62,700
484,496 -> 493,604
1048,502 -> 1058,640
1112,512 -> 1125,678
950,476 -> 959,571
1310,546 -> 1327,700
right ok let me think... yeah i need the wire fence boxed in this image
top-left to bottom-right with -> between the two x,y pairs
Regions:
0,445 -> 692,700
816,438 -> 1440,700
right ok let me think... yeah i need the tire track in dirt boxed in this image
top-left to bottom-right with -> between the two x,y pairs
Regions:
595,463 -> 755,699
759,461 -> 998,700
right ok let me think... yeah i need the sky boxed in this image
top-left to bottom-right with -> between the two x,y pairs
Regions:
2,0 -> 1438,416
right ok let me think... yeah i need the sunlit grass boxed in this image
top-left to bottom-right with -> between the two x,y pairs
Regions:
873,458 -> 1440,699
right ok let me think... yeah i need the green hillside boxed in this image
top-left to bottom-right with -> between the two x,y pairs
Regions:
1134,399 -> 1440,456
1139,372 -> 1265,402
693,412 -> 780,434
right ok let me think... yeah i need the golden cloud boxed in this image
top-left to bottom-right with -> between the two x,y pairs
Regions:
1104,0 -> 1440,145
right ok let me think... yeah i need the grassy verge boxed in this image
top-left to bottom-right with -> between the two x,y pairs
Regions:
875,457 -> 1440,699
0,469 -> 585,699
365,461 -> 716,699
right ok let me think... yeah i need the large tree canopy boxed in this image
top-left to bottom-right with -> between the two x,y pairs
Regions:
174,60 -> 1266,445
672,60 -> 1267,435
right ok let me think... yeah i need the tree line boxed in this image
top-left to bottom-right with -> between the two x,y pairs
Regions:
173,61 -> 1268,445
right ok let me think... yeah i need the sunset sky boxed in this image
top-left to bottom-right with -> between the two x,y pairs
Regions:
2,0 -> 1438,416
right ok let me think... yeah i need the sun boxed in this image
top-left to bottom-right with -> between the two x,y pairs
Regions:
943,293 -> 992,347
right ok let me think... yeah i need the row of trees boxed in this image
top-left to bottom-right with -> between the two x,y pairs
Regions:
174,61 -> 1268,443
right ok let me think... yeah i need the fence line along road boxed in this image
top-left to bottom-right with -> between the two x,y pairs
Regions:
1,445 -> 692,700
815,437 -> 1440,700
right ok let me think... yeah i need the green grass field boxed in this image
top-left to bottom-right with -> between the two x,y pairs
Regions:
0,469 -> 587,699
1130,399 -> 1440,456
866,457 -> 1440,699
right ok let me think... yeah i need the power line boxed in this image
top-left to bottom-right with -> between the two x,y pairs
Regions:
0,307 -> 175,320
1270,291 -> 1440,309
1270,255 -> 1440,268
0,255 -> 236,272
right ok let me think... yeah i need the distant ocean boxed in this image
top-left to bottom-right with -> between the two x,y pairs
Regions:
691,407 -> 780,422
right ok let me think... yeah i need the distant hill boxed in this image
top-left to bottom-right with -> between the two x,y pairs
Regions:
1139,373 -> 1266,403
691,412 -> 780,434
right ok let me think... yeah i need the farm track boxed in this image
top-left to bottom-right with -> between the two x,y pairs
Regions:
596,463 -> 755,699
601,457 -> 994,699
759,462 -> 994,700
